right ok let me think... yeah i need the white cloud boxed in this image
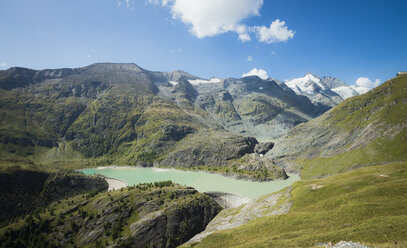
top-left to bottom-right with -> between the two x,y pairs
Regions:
355,77 -> 381,89
247,56 -> 253,62
0,62 -> 7,68
147,0 -> 295,44
235,25 -> 251,42
350,77 -> 381,94
251,19 -> 295,43
170,0 -> 262,39
242,68 -> 268,80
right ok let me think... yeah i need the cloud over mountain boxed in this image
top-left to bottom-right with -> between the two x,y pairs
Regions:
351,77 -> 381,94
148,0 -> 294,43
242,68 -> 269,80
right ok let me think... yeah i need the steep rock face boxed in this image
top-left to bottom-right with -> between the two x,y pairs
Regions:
129,191 -> 221,247
254,142 -> 274,155
0,168 -> 108,223
159,131 -> 258,168
0,183 -> 222,248
159,131 -> 286,181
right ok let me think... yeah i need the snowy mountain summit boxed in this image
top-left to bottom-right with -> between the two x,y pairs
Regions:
285,73 -> 359,103
284,73 -> 358,110
285,73 -> 328,95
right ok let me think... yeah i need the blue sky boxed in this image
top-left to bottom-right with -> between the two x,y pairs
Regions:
0,0 -> 406,86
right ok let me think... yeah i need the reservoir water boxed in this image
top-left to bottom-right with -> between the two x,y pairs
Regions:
81,167 -> 300,200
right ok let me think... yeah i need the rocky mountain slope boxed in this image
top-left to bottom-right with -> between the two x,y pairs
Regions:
0,63 -> 331,180
0,181 -> 222,248
269,74 -> 407,178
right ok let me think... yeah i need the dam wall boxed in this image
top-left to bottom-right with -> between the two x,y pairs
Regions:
204,191 -> 251,208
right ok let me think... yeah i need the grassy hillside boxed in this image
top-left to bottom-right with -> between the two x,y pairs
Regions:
270,74 -> 407,178
191,162 -> 407,247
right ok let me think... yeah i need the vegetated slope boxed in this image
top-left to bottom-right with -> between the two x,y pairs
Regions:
0,166 -> 108,224
0,63 -> 329,180
191,162 -> 407,248
269,74 -> 407,178
0,182 -> 222,248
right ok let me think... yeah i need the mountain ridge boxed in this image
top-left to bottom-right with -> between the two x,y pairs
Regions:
0,63 -> 329,181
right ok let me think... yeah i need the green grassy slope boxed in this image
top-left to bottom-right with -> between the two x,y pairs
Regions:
192,162 -> 407,248
270,74 -> 407,178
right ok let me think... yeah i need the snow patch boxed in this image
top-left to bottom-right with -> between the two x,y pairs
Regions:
331,86 -> 359,99
351,85 -> 370,94
169,81 -> 178,86
188,78 -> 222,85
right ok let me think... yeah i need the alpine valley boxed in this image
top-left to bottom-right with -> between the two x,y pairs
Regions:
0,63 -> 406,248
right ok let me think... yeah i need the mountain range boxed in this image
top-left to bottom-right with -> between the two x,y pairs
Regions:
0,63 -> 406,247
0,63 -> 345,180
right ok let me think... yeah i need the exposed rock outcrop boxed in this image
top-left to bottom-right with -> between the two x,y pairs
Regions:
254,142 -> 274,155
158,131 -> 258,168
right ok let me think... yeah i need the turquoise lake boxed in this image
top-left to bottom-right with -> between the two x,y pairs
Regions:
81,167 -> 300,200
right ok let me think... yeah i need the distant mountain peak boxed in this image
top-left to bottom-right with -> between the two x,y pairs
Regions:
84,62 -> 143,72
285,73 -> 326,95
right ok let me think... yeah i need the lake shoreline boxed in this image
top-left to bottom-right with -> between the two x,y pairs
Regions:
80,166 -> 301,200
79,165 -> 300,183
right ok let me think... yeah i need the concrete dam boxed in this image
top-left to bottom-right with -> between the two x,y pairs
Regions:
204,191 -> 251,208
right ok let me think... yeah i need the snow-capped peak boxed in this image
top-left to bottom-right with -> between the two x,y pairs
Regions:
285,73 -> 327,94
303,72 -> 321,83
